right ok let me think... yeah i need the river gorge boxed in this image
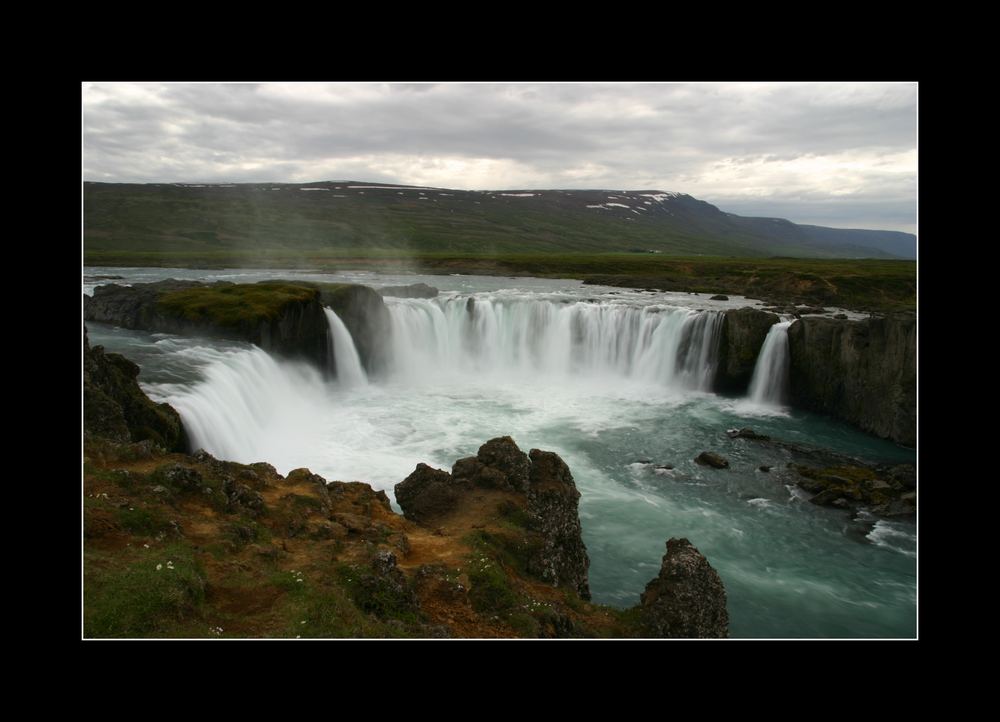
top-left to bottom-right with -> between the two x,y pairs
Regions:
84,267 -> 917,638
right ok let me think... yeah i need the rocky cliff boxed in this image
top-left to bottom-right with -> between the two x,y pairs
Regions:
396,436 -> 591,600
84,280 -> 395,378
84,327 -> 187,452
83,359 -> 730,637
85,280 -> 331,370
787,314 -> 916,446
714,308 -> 780,393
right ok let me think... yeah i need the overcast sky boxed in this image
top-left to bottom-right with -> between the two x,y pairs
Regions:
83,82 -> 917,234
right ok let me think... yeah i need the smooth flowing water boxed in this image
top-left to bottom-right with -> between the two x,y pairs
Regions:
84,267 -> 916,638
747,320 -> 793,407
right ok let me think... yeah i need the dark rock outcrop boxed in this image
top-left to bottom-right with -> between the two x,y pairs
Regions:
315,284 -> 392,376
525,448 -> 589,600
695,452 -> 729,469
787,315 -> 915,446
378,283 -> 439,299
395,436 -> 591,600
709,294 -> 729,301
84,327 -> 187,451
394,463 -> 464,524
790,462 -> 916,518
84,280 -> 331,370
639,538 -> 729,638
715,308 -> 779,393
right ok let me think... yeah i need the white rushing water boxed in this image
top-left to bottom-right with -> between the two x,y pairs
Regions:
324,308 -> 368,387
385,296 -> 723,390
747,321 -> 792,407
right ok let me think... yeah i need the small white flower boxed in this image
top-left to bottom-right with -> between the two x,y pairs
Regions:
156,564 -> 163,571
143,544 -> 150,549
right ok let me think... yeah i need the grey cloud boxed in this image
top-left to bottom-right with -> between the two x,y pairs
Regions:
83,82 -> 917,231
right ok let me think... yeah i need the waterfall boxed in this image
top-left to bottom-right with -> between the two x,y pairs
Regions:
324,308 -> 368,387
384,296 -> 722,390
163,347 -> 329,469
747,321 -> 793,406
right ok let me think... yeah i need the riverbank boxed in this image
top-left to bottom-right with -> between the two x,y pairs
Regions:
83,252 -> 916,314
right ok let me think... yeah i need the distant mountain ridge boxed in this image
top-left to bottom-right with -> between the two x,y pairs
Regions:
83,181 -> 916,259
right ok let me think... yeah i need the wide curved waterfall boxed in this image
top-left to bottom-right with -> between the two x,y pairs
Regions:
89,271 -> 914,639
747,321 -> 792,406
385,296 -> 723,390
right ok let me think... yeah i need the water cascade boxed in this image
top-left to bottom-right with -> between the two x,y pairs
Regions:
324,307 -> 368,387
384,296 -> 723,389
747,320 -> 793,406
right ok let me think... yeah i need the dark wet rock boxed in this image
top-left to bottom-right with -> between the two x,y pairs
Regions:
84,328 -> 187,452
759,465 -> 771,473
791,461 -> 915,518
833,313 -> 849,320
377,283 -> 439,299
715,308 -> 780,393
883,463 -> 916,490
727,427 -> 770,440
796,306 -> 828,315
526,448 -> 590,600
655,464 -> 674,470
787,315 -> 915,446
695,452 -> 729,469
710,294 -> 729,301
449,436 -> 532,493
639,538 -> 729,638
395,463 -> 463,524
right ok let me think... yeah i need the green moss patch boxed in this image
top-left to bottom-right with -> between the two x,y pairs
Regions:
156,282 -> 317,328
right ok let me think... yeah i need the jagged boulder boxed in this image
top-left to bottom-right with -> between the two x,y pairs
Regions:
639,538 -> 729,638
395,463 -> 465,524
452,436 -> 532,493
695,452 -> 729,469
715,308 -> 780,393
526,448 -> 590,600
84,327 -> 187,451
394,436 -> 590,599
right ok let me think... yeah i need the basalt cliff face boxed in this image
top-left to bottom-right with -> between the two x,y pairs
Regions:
83,280 -> 395,378
715,308 -> 780,394
787,314 -> 916,446
84,280 -> 331,370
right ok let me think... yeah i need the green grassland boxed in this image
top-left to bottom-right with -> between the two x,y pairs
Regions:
85,249 -> 915,313
83,183 -> 915,312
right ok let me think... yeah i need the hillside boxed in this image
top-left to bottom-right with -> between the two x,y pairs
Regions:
83,181 -> 915,260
